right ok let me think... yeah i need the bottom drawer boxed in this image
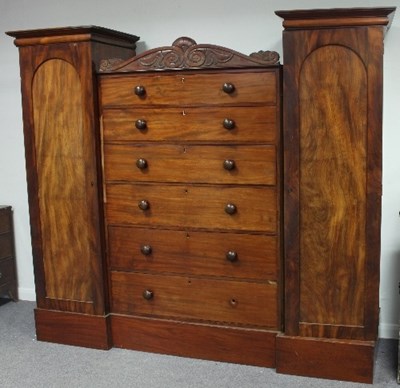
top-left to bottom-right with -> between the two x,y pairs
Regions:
111,271 -> 278,328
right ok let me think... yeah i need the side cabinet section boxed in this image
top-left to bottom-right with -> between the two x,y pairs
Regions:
7,27 -> 139,349
275,7 -> 396,383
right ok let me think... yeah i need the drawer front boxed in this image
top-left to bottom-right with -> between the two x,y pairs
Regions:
108,226 -> 278,280
104,144 -> 276,185
106,184 -> 277,233
0,210 -> 11,234
0,233 -> 13,260
111,271 -> 278,328
100,71 -> 277,107
0,258 -> 14,287
102,106 -> 277,143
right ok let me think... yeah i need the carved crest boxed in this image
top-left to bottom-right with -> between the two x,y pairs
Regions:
99,37 -> 279,72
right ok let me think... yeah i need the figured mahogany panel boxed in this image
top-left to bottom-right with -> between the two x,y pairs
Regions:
108,226 -> 278,280
106,184 -> 277,233
111,271 -> 278,328
32,59 -> 95,302
299,46 -> 367,326
102,106 -> 277,143
104,144 -> 276,185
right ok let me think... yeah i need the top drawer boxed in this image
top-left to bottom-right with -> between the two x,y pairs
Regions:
100,71 -> 277,107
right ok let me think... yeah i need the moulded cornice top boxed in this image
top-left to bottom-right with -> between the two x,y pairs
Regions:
6,25 -> 139,48
275,7 -> 396,31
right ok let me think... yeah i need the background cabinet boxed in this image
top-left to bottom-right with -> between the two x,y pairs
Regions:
0,206 -> 17,301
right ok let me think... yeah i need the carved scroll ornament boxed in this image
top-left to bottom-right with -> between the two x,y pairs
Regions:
99,37 -> 279,72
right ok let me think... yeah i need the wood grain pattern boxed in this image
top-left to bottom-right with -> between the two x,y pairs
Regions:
276,335 -> 375,383
111,271 -> 278,327
111,315 -> 277,367
102,106 -> 277,143
104,144 -> 276,185
33,59 -> 96,302
298,322 -> 364,340
34,308 -> 111,349
299,45 -> 367,326
108,226 -> 278,280
106,184 -> 277,232
100,70 -> 277,107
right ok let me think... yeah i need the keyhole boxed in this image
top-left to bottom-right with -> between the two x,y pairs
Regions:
230,298 -> 238,307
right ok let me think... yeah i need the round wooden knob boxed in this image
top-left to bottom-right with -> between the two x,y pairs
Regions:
223,118 -> 235,130
134,85 -> 146,96
142,289 -> 154,300
136,158 -> 148,169
223,160 -> 235,171
225,203 -> 237,215
141,245 -> 152,256
135,119 -> 147,130
226,251 -> 238,262
222,82 -> 235,94
138,200 -> 150,211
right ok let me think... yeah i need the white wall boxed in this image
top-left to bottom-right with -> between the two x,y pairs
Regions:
0,0 -> 398,338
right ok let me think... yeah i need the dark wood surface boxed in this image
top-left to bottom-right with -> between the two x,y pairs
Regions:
99,36 -> 279,72
275,6 -> 393,383
0,206 -> 17,301
108,226 -> 278,280
100,41 -> 282,367
276,335 -> 375,383
8,7 -> 396,383
111,271 -> 278,327
111,315 -> 278,367
9,29 -> 137,317
102,105 -> 278,143
35,308 -> 111,349
100,70 -> 278,107
281,13 -> 384,341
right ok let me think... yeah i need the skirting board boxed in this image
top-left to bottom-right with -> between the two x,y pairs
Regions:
17,287 -> 36,301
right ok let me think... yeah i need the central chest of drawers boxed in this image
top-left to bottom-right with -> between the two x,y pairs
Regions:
99,38 -> 281,366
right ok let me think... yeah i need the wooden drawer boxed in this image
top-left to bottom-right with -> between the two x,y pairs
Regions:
106,184 -> 277,233
108,226 -> 278,280
102,106 -> 278,143
111,271 -> 278,328
0,258 -> 14,287
0,208 -> 11,234
100,71 -> 277,107
104,144 -> 276,185
0,233 -> 13,260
